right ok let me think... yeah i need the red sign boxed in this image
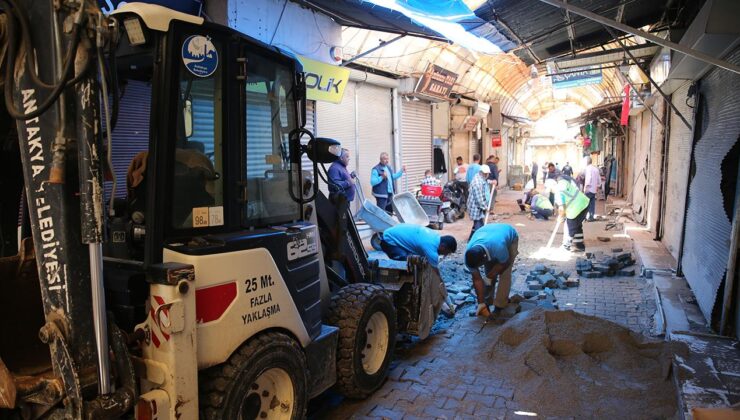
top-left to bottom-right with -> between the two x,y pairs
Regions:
491,134 -> 502,148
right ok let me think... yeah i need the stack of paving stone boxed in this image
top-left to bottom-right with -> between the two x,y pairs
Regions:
525,264 -> 580,291
576,248 -> 637,278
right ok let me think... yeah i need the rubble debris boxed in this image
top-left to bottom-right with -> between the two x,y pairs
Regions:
485,309 -> 681,419
527,281 -> 543,290
575,249 -> 639,278
526,264 -> 580,290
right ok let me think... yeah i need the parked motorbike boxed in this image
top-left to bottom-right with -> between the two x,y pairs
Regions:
441,180 -> 467,223
416,184 -> 445,230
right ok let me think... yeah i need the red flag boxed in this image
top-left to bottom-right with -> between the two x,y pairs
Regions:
620,84 -> 630,126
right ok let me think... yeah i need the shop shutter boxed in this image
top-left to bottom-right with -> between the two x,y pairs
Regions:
451,105 -> 471,165
246,88 -> 273,179
316,82 -> 357,207
661,82 -> 693,260
400,100 -> 432,191
356,84 -> 393,198
105,81 -> 151,200
682,47 -> 740,323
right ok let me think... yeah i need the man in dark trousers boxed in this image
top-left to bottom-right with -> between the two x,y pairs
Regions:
370,152 -> 405,212
327,148 -> 355,203
562,161 -> 573,177
465,223 -> 519,317
531,161 -> 538,188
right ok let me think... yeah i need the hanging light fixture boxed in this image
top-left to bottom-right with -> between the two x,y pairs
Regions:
619,59 -> 630,76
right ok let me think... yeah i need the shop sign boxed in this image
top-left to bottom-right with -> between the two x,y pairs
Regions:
491,134 -> 502,148
415,63 -> 458,100
552,68 -> 602,89
460,115 -> 479,131
298,56 -> 350,104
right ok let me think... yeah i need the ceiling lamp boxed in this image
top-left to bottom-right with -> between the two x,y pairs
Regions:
619,59 -> 630,76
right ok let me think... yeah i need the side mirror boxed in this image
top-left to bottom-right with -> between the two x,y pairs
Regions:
306,137 -> 342,163
184,99 -> 193,138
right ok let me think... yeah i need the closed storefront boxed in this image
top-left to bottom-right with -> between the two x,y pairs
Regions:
661,83 -> 693,260
450,104 -> 472,166
400,100 -> 433,190
316,78 -> 394,211
681,47 -> 740,325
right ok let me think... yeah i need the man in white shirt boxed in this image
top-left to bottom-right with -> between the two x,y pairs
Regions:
583,156 -> 601,221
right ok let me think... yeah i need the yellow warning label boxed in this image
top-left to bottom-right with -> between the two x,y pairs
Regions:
193,207 -> 209,228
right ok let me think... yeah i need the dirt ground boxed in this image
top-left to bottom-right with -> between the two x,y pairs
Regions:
310,189 -> 674,419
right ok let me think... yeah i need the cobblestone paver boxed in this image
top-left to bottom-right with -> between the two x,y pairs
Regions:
314,191 -> 659,418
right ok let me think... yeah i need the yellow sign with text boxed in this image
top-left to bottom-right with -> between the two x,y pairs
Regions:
298,56 -> 350,104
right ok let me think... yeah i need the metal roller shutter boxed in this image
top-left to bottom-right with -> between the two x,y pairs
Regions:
661,83 -> 693,260
400,100 -> 432,191
356,83 -> 394,197
105,81 -> 151,199
315,82 -> 393,208
316,82 -> 357,207
682,47 -> 740,323
451,105 -> 471,165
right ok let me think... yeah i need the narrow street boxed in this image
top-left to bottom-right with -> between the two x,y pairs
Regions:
314,190 -> 672,419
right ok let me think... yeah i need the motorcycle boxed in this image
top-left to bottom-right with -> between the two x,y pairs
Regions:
441,180 -> 467,223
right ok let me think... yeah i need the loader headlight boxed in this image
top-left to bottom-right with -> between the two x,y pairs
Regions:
306,137 -> 342,164
123,17 -> 147,46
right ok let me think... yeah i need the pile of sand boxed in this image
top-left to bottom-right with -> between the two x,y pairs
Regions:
487,309 -> 682,418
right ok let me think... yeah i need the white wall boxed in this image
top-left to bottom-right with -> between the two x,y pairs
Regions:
228,0 -> 341,64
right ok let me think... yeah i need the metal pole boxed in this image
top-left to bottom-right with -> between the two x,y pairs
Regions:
605,26 -> 693,129
341,34 -> 406,67
495,16 -> 541,64
535,0 -> 740,75
89,244 -> 111,394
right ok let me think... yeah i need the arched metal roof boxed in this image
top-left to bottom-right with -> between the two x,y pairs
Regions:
341,27 -> 622,120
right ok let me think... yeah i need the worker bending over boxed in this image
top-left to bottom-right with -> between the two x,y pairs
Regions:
555,175 -> 590,252
465,224 -> 519,317
380,224 -> 457,272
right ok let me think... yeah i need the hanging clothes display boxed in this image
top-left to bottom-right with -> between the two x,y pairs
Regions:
433,147 -> 447,174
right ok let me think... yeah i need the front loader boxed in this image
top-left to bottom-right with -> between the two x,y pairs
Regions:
0,1 -> 404,418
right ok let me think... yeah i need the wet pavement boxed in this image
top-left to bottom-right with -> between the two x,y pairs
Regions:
312,189 -> 662,419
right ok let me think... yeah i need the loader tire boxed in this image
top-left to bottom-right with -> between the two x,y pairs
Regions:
199,332 -> 307,420
326,283 -> 397,399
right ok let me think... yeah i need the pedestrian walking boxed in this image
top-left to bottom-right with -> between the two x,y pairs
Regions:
464,224 -> 519,317
531,161 -> 539,188
466,154 -> 482,185
583,156 -> 600,221
562,161 -> 573,177
555,174 -> 590,252
370,152 -> 405,212
467,164 -> 491,238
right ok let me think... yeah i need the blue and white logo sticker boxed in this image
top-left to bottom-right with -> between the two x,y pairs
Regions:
182,35 -> 218,77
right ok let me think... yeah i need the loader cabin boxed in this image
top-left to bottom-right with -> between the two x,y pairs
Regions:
104,4 -> 327,334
